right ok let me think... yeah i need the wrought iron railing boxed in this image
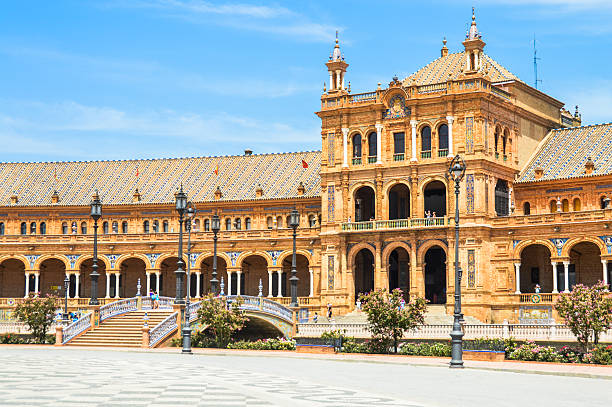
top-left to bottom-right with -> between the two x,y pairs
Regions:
393,153 -> 404,161
100,297 -> 137,321
438,149 -> 448,157
62,312 -> 92,344
351,158 -> 362,165
421,151 -> 431,158
149,311 -> 178,347
367,156 -> 377,164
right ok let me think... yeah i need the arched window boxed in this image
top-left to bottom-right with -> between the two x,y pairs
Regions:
103,221 -> 109,234
266,216 -> 273,229
550,200 -> 557,213
163,220 -> 169,232
421,126 -> 431,157
562,199 -> 569,212
309,214 -> 316,227
30,221 -> 36,234
573,198 -> 581,211
122,221 -> 128,233
494,126 -> 500,153
112,221 -> 118,233
523,202 -> 531,215
235,218 -> 241,230
286,215 -> 292,228
245,217 -> 252,230
80,221 -> 87,234
193,219 -> 200,231
71,222 -> 77,234
62,222 -> 68,234
225,218 -> 231,230
470,52 -> 475,70
40,222 -> 46,235
143,220 -> 150,233
0,222 -> 4,235
276,216 -> 283,228
152,220 -> 159,233
438,124 -> 449,156
20,222 -> 27,235
601,196 -> 609,209
503,129 -> 509,155
368,132 -> 377,162
204,219 -> 210,231
352,134 -> 362,163
494,180 -> 509,216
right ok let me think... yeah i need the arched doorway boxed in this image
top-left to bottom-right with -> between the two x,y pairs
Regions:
519,245 -> 553,293
424,246 -> 446,304
423,181 -> 446,217
79,258 -> 107,300
388,184 -> 410,220
354,186 -> 375,222
199,256 -> 227,296
119,258 -> 147,297
39,258 -> 67,297
354,248 -> 374,299
281,254 -> 310,297
160,257 -> 181,298
0,259 -> 26,297
241,255 -> 269,296
567,242 -> 602,290
388,247 -> 409,301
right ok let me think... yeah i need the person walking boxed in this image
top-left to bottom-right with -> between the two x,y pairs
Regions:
327,303 -> 333,320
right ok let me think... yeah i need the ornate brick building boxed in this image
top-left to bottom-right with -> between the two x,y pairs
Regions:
1,13 -> 609,326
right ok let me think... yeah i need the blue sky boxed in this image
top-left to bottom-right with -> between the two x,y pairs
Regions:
0,0 -> 611,162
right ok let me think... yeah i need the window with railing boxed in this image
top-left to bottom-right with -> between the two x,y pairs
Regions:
367,132 -> 377,162
421,151 -> 431,158
393,153 -> 404,161
352,157 -> 362,165
367,156 -> 376,164
438,149 -> 448,157
421,126 -> 431,158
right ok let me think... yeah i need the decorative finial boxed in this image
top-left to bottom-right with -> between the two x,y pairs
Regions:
347,81 -> 351,92
335,30 -> 338,44
323,82 -> 326,92
472,6 -> 475,21
443,37 -> 447,46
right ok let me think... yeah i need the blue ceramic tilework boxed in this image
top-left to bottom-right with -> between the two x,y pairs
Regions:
466,174 -> 475,214
465,117 -> 474,154
467,249 -> 476,288
327,185 -> 335,222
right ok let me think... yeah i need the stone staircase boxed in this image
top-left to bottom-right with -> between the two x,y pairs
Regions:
67,310 -> 175,348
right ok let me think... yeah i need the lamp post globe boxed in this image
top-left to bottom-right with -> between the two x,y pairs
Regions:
174,185 -> 188,304
448,154 -> 466,368
89,190 -> 102,305
210,213 -> 221,295
182,202 -> 195,354
289,209 -> 300,308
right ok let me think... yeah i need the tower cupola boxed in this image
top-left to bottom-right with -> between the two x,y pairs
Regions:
462,8 -> 486,72
325,31 -> 348,93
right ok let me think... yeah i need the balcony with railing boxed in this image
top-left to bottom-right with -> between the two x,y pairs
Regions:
341,217 -> 448,232
420,151 -> 431,159
367,156 -> 377,164
491,209 -> 610,227
393,153 -> 404,161
438,149 -> 448,157
351,157 -> 362,165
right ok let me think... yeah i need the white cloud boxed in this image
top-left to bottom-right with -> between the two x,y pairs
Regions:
104,0 -> 338,43
0,100 -> 319,160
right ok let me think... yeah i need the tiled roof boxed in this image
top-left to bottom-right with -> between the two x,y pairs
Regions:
517,123 -> 612,183
402,52 -> 521,86
0,151 -> 321,207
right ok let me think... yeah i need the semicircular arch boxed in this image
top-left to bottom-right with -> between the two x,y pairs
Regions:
347,242 -> 376,269
417,240 -> 448,263
34,254 -> 70,271
74,255 -> 112,271
382,241 -> 412,265
562,237 -> 606,258
236,251 -> 273,268
513,239 -> 556,260
276,249 -> 313,267
115,254 -> 151,270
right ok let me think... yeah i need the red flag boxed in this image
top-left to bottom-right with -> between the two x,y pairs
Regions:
214,163 -> 219,175
54,168 -> 57,180
136,167 -> 139,177
301,159 -> 308,169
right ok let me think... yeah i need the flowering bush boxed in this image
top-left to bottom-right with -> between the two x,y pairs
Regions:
507,341 -> 561,362
228,338 -> 295,351
14,294 -> 58,344
555,281 -> 612,351
558,345 -> 584,363
0,333 -> 28,344
588,344 -> 612,365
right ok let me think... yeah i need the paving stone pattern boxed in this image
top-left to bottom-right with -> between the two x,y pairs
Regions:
0,348 -> 421,407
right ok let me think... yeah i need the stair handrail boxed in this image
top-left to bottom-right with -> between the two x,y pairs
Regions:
158,296 -> 175,309
187,300 -> 201,323
149,311 -> 178,347
62,312 -> 92,344
100,297 -> 138,321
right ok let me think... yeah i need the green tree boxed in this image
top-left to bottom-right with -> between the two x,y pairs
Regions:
197,294 -> 248,348
555,281 -> 612,351
14,294 -> 58,344
359,289 -> 427,353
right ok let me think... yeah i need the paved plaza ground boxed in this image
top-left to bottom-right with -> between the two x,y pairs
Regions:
0,347 -> 610,407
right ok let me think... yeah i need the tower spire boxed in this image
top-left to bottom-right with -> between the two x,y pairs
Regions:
325,31 -> 348,93
462,8 -> 486,71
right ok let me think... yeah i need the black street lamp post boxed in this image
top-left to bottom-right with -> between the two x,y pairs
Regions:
89,190 -> 102,305
182,202 -> 195,354
448,154 -> 466,369
210,213 -> 221,295
174,185 -> 187,304
63,274 -> 70,322
289,209 -> 300,307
